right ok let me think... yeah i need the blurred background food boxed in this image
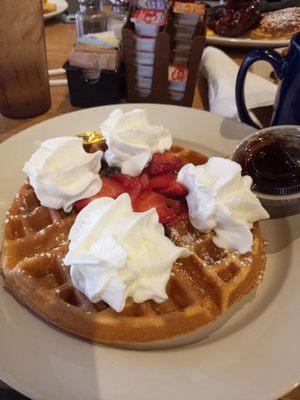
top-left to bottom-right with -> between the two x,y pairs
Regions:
42,0 -> 57,14
207,0 -> 300,39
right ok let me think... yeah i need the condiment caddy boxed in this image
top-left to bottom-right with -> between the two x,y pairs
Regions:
122,1 -> 206,106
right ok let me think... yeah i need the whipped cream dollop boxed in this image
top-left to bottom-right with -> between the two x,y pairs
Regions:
23,137 -> 102,212
64,193 -> 189,312
100,108 -> 172,177
177,158 -> 269,254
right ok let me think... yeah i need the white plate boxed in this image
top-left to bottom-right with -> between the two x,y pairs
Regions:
1,104 -> 300,400
43,0 -> 68,21
206,34 -> 290,48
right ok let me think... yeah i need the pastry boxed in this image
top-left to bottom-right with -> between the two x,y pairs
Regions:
207,1 -> 260,38
250,7 -> 300,39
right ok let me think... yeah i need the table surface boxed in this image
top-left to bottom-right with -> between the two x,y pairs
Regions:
0,18 -> 299,400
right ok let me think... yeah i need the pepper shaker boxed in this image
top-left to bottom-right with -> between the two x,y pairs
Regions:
76,0 -> 107,37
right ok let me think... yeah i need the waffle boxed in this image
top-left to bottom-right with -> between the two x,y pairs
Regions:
249,7 -> 300,39
1,145 -> 267,345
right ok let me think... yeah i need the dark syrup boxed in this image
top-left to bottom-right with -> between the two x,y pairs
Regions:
238,134 -> 300,195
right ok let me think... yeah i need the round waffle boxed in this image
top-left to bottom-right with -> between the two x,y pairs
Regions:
249,7 -> 300,40
1,145 -> 267,345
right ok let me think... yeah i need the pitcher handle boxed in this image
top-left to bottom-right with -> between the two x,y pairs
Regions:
235,49 -> 284,129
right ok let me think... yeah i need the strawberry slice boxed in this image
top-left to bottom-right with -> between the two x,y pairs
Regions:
148,174 -> 174,189
74,176 -> 125,211
132,190 -> 183,224
140,172 -> 150,189
149,152 -> 183,175
111,173 -> 142,201
158,181 -> 187,199
112,172 -> 149,190
157,206 -> 177,224
123,177 -> 142,202
110,173 -> 129,186
99,176 -> 125,198
148,174 -> 187,199
165,204 -> 188,226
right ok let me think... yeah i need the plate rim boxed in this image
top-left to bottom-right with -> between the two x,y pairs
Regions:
0,104 -> 300,400
206,34 -> 290,48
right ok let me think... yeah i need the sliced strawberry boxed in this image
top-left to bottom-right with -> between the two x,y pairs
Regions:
74,176 -> 125,211
140,172 -> 150,189
149,152 -> 183,175
158,181 -> 187,199
110,173 -> 143,201
148,174 -> 174,190
132,190 -> 183,224
164,197 -> 185,215
74,197 -> 94,212
148,174 -> 187,199
110,173 -> 129,186
124,177 -> 143,202
157,206 -> 177,224
133,190 -> 164,212
165,204 -> 188,226
98,176 -> 125,198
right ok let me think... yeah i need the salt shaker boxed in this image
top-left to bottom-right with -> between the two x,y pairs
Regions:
0,0 -> 51,118
76,0 -> 107,37
107,0 -> 129,39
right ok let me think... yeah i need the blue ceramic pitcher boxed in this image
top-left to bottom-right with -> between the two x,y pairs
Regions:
236,32 -> 300,128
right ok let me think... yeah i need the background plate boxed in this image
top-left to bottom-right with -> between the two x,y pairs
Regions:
1,104 -> 300,400
206,34 -> 290,48
43,0 -> 68,20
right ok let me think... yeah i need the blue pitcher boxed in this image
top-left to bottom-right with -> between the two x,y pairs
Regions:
236,31 -> 300,128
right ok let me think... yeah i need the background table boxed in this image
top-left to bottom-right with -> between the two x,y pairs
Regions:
0,18 -> 299,400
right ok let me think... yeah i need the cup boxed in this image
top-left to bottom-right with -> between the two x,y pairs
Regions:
236,32 -> 300,128
0,0 -> 51,118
